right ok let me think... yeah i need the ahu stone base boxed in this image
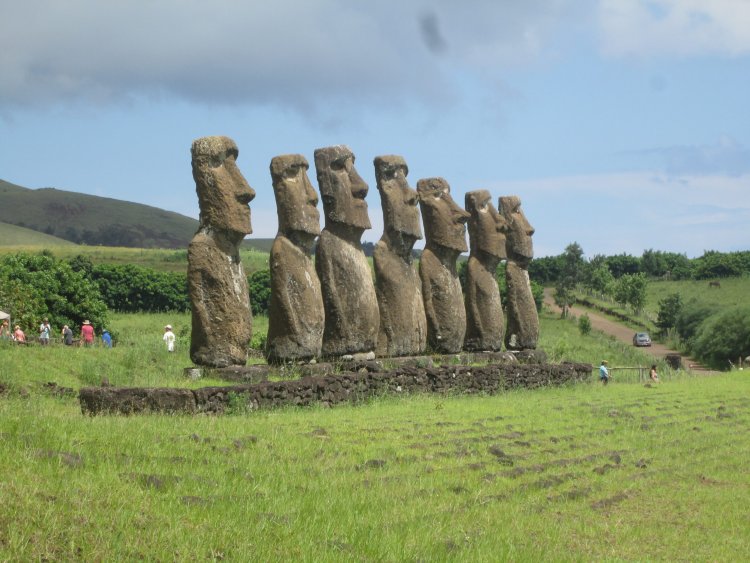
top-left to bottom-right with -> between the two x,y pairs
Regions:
80,360 -> 590,415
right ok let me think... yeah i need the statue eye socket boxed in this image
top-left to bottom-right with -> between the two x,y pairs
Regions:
330,159 -> 347,171
283,166 -> 300,179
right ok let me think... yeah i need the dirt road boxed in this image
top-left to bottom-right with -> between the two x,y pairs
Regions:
542,289 -> 705,369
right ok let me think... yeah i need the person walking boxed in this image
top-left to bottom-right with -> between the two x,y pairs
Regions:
101,329 -> 112,348
599,360 -> 610,385
62,325 -> 74,346
39,318 -> 52,345
163,324 -> 176,352
80,320 -> 95,347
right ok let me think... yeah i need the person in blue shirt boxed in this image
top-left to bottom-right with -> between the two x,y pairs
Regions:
101,329 -> 112,348
599,360 -> 610,385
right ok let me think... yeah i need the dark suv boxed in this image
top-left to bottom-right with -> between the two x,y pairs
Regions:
633,332 -> 652,347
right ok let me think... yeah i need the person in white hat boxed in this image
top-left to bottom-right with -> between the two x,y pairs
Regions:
163,324 -> 176,352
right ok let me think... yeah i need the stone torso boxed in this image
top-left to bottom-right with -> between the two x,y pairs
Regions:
419,246 -> 466,354
188,231 -> 252,367
315,228 -> 379,356
464,255 -> 504,351
266,235 -> 324,362
504,261 -> 539,350
373,240 -> 426,357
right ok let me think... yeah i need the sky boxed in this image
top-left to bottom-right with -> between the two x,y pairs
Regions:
1,0 -> 748,258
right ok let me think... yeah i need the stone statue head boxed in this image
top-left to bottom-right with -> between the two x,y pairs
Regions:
417,177 -> 469,253
465,190 -> 507,260
314,145 -> 371,231
191,136 -> 255,237
374,155 -> 422,242
270,154 -> 321,237
498,195 -> 535,264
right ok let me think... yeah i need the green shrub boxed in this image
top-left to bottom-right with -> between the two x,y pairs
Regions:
578,314 -> 592,336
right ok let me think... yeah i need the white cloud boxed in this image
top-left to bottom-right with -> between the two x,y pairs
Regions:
598,0 -> 750,57
486,171 -> 750,257
0,0 -> 580,111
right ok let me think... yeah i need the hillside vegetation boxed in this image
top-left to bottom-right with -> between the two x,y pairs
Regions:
0,179 -> 199,248
0,221 -> 77,246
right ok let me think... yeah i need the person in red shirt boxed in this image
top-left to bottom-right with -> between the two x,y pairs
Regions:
80,320 -> 95,347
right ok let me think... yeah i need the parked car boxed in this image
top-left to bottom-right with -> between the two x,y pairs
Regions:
633,332 -> 652,347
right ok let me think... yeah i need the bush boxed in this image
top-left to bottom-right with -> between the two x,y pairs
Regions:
0,252 -> 109,333
578,314 -> 592,336
248,269 -> 271,316
90,264 -> 189,313
692,307 -> 750,370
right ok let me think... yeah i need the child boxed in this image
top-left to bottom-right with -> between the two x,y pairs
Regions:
163,324 -> 176,352
649,364 -> 660,383
599,360 -> 610,385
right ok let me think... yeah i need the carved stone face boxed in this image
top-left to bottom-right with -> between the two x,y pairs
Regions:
191,136 -> 255,236
314,145 -> 371,230
416,177 -> 469,252
270,154 -> 321,237
499,195 -> 535,263
374,155 -> 422,241
465,190 -> 507,260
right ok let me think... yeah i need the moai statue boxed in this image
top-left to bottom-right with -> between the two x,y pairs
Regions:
464,190 -> 507,351
499,195 -> 539,350
265,154 -> 324,363
373,155 -> 427,357
314,145 -> 379,358
188,136 -> 255,367
417,177 -> 470,354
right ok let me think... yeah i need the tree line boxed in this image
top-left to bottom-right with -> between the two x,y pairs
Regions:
534,243 -> 750,370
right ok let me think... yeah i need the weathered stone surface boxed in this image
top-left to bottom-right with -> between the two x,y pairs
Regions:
314,145 -> 379,357
464,190 -> 507,351
266,154 -> 324,363
79,387 -> 197,415
417,178 -> 469,353
188,136 -> 255,367
499,195 -> 539,350
373,155 -> 427,357
78,360 -> 591,415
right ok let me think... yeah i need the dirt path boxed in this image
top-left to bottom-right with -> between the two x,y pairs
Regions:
542,289 -> 708,370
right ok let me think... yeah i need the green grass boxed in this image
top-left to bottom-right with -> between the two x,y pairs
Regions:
1,311 -> 747,560
1,372 -> 747,559
0,245 -> 270,274
0,222 -> 77,246
647,277 -> 750,313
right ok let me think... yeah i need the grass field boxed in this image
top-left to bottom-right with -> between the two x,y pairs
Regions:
0,222 -> 77,247
0,245 -> 270,274
2,309 -> 748,560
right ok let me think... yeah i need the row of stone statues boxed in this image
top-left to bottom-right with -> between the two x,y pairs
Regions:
187,136 -> 538,368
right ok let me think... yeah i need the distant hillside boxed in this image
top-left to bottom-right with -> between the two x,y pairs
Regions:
0,179 -> 199,249
241,238 -> 274,253
0,221 -> 78,247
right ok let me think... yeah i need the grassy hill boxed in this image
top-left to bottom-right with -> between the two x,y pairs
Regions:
0,221 -> 78,247
0,179 -> 199,248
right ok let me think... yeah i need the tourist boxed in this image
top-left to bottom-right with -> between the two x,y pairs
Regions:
599,360 -> 610,385
80,320 -> 95,347
13,325 -> 26,343
101,329 -> 112,348
0,319 -> 10,340
39,317 -> 52,346
163,324 -> 176,352
62,325 -> 74,346
649,364 -> 660,383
